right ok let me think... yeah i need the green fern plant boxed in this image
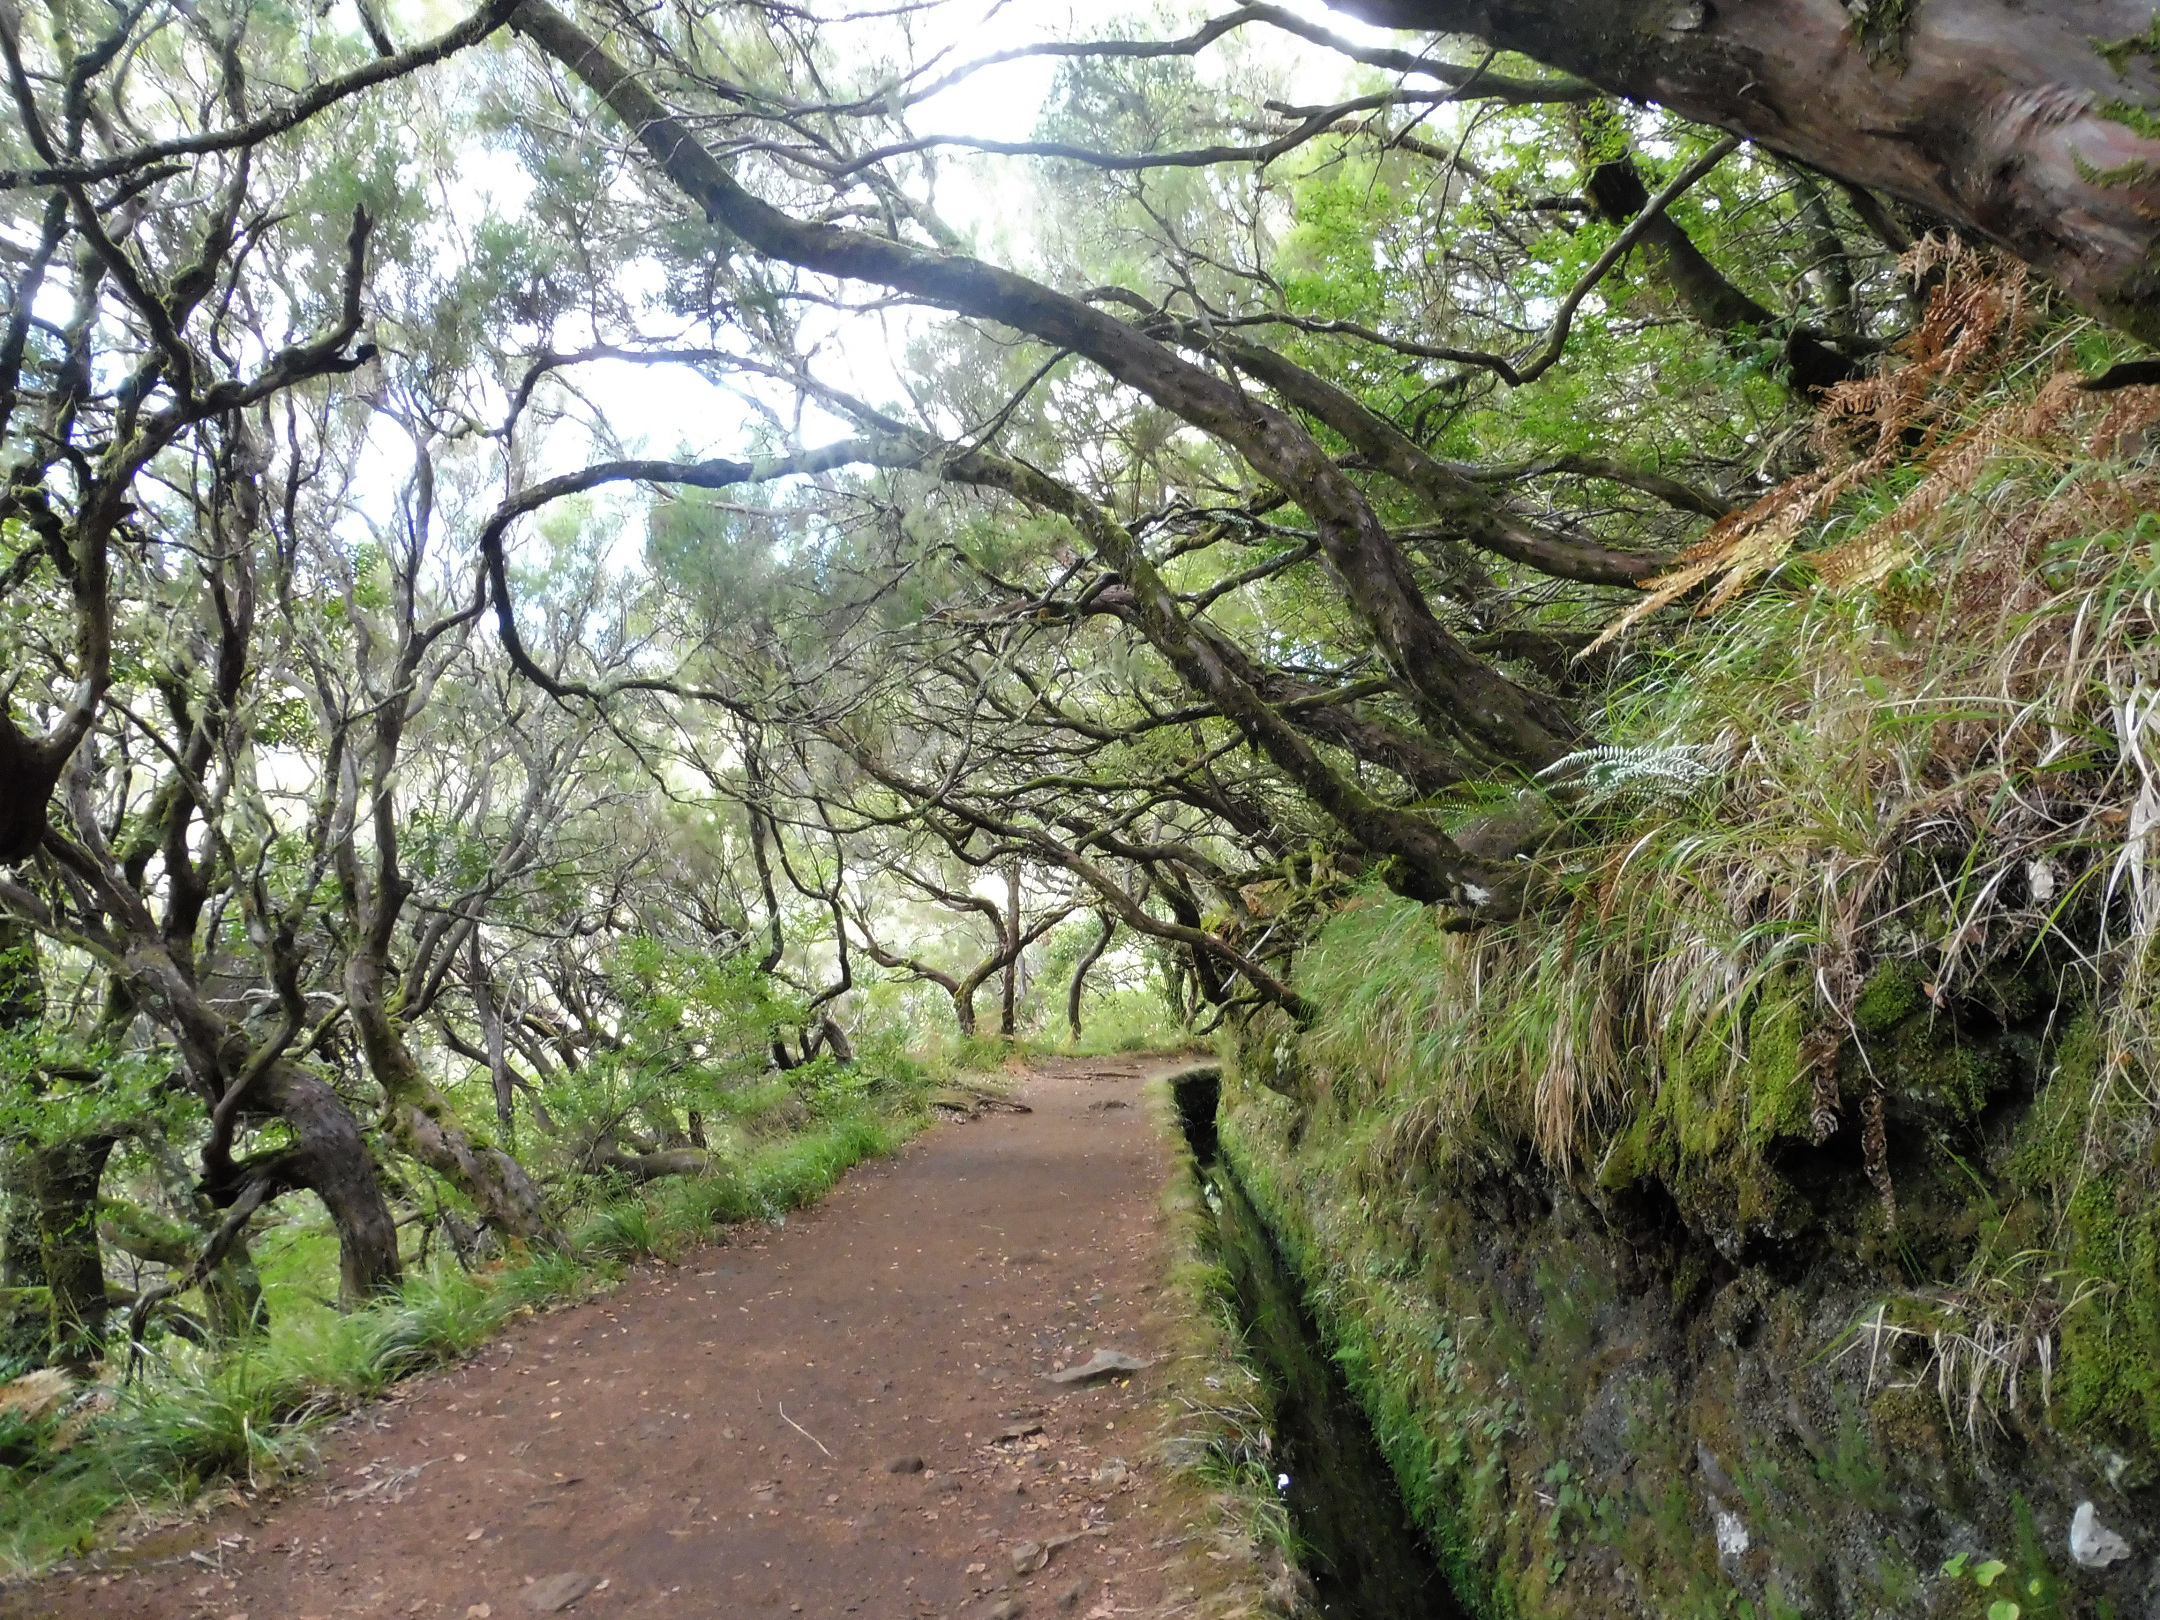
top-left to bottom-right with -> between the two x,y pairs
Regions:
1536,740 -> 1729,810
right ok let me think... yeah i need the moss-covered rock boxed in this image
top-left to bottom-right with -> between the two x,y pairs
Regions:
1852,963 -> 1924,1034
1998,1011 -> 2160,1469
1596,974 -> 1824,1256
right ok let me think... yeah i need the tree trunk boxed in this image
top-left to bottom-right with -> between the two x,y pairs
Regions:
347,951 -> 561,1249
807,1017 -> 855,1064
1068,915 -> 1116,1044
1,924 -> 45,1327
0,1142 -> 48,1364
1,916 -> 44,1325
999,867 -> 1022,1040
0,1146 -> 40,1293
1344,0 -> 2160,343
0,917 -> 114,1365
469,936 -> 517,1142
1163,958 -> 1194,1030
825,1018 -> 855,1063
28,1135 -> 114,1368
255,1060 -> 404,1302
0,712 -> 67,865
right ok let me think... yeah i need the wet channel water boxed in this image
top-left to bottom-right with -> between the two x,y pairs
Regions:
1170,1068 -> 1463,1620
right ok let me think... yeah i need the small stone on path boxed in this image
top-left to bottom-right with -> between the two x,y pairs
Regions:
520,1573 -> 597,1613
1047,1350 -> 1150,1385
886,1455 -> 925,1473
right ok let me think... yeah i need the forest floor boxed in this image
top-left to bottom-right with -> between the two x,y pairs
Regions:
8,1056 -> 1208,1620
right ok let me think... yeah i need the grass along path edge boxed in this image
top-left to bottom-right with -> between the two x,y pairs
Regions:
0,1103 -> 925,1580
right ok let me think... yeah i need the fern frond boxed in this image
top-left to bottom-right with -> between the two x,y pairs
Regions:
1536,740 -> 1728,808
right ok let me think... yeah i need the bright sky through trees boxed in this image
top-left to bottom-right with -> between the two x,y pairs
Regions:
511,3 -> 1394,507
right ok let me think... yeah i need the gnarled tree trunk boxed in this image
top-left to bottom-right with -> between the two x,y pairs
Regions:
251,1060 -> 405,1303
0,918 -> 114,1365
1068,915 -> 1116,1044
347,951 -> 562,1249
0,1141 -> 50,1364
27,1135 -> 114,1368
1346,1 -> 2160,342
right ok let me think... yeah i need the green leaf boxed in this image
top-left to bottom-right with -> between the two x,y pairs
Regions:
1974,1559 -> 2008,1587
1987,1602 -> 2020,1620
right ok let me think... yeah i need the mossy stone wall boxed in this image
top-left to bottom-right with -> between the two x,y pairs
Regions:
1216,990 -> 2160,1619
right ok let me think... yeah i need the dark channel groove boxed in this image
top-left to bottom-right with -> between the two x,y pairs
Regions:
1170,1068 -> 1462,1620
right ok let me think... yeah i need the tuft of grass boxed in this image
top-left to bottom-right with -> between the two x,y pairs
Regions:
742,1113 -> 899,1216
371,1267 -> 508,1377
574,1200 -> 670,1264
498,1245 -> 583,1307
655,1168 -> 751,1231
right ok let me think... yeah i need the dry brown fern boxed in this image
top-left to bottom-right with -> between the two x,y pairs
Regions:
1590,236 -> 2034,649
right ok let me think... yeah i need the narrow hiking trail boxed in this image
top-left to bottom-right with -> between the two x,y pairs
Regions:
16,1058 -> 1206,1620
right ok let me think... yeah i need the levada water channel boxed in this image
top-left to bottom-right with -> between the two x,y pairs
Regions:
1170,1066 -> 1463,1619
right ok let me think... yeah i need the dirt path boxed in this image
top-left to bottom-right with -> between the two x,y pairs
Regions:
16,1057 -> 1201,1620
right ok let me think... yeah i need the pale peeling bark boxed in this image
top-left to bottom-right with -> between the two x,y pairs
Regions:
1347,0 -> 2160,341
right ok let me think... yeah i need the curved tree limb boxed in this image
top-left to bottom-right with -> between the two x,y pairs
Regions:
508,0 -> 1576,772
1340,0 -> 2160,345
0,0 -> 524,191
